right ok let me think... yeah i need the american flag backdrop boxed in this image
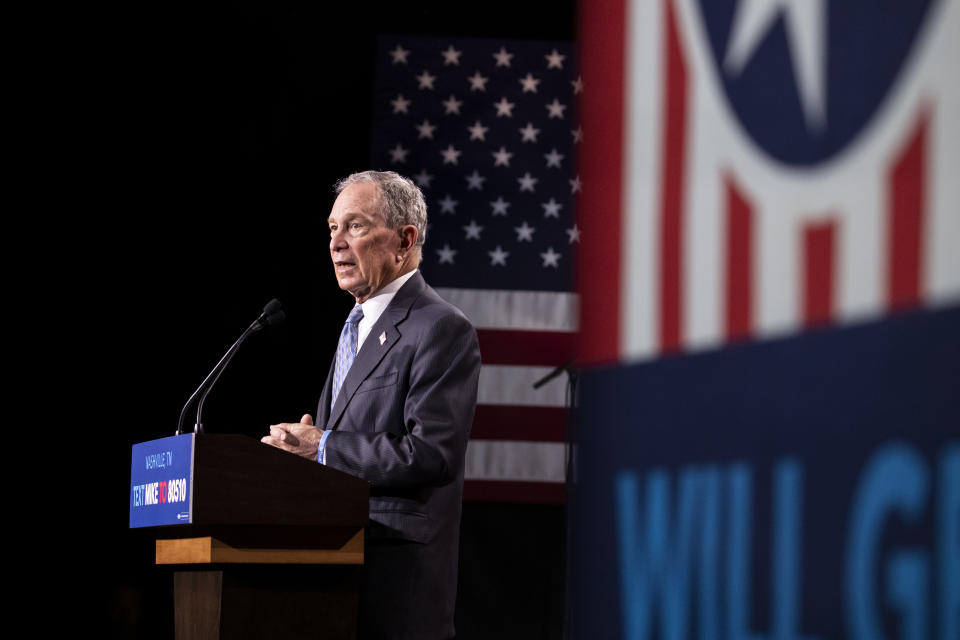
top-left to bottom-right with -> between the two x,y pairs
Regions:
369,36 -> 581,502
579,0 -> 960,363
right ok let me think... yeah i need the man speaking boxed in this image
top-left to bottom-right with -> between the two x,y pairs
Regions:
261,170 -> 481,639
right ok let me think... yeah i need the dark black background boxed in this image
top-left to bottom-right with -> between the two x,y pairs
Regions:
56,2 -> 575,637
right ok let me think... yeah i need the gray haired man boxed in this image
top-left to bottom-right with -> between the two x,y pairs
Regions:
263,171 -> 481,639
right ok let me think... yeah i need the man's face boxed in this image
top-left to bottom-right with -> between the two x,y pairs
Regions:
328,182 -> 404,303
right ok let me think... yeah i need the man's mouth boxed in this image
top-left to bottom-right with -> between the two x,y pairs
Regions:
335,261 -> 356,273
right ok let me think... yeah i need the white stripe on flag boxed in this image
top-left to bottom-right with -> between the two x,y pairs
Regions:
477,365 -> 569,407
622,0 -> 664,360
465,440 -> 568,482
435,287 -> 579,332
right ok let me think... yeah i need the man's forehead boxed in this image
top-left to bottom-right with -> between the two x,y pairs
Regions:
329,182 -> 384,220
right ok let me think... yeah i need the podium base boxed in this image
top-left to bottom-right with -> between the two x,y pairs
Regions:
174,564 -> 360,640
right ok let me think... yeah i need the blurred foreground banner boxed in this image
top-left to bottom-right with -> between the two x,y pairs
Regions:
574,0 -> 959,637
572,307 -> 959,639
578,0 -> 959,360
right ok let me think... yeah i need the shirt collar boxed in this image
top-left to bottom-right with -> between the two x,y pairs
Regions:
357,269 -> 417,349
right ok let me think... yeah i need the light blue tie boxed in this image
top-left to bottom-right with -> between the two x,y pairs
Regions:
331,304 -> 364,411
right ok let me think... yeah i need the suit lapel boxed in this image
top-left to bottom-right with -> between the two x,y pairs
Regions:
326,272 -> 425,429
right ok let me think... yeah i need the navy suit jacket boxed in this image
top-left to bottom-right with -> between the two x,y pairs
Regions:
316,271 -> 481,639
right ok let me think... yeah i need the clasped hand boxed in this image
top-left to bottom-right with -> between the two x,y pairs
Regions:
261,414 -> 324,460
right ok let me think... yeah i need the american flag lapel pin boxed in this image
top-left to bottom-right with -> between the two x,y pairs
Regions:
379,331 -> 387,345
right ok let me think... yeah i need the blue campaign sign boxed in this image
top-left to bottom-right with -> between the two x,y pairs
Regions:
129,434 -> 195,528
572,306 -> 959,640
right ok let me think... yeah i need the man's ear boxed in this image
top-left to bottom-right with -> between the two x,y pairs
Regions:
398,225 -> 418,250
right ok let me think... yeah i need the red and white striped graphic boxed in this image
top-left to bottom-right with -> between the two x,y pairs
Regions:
579,0 -> 960,364
437,287 -> 576,503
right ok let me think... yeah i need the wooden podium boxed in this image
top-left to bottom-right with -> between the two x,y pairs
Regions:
147,434 -> 369,640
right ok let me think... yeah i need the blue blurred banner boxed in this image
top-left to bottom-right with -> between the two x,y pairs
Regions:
572,306 -> 959,639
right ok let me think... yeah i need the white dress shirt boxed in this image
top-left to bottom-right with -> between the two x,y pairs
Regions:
357,269 -> 418,351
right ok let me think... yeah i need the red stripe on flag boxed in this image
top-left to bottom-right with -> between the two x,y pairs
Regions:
725,173 -> 753,341
802,220 -> 836,327
659,0 -> 689,354
471,405 -> 568,442
577,0 -> 626,364
888,108 -> 929,311
463,480 -> 566,504
476,330 -> 575,367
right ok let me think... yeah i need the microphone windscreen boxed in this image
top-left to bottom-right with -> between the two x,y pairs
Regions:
262,298 -> 282,316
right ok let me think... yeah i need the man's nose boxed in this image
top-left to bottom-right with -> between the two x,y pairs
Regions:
330,228 -> 348,250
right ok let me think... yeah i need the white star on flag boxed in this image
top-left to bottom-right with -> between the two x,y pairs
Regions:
463,220 -> 483,240
492,147 -> 513,167
436,243 -> 457,264
443,95 -> 464,115
518,172 -> 538,192
493,47 -> 514,67
391,95 -> 411,114
465,171 -> 486,190
569,175 -> 581,194
544,148 -> 565,168
519,73 -> 541,93
540,247 -> 561,267
414,170 -> 434,188
438,195 -> 458,213
519,122 -> 540,142
542,198 -> 562,218
545,49 -> 566,69
389,143 -> 409,163
490,197 -> 511,216
724,0 -> 827,131
390,44 -> 410,64
440,145 -> 462,165
441,45 -> 463,65
515,221 -> 536,242
416,119 -> 436,139
416,70 -> 437,90
468,72 -> 489,92
488,245 -> 510,266
545,99 -> 567,119
494,97 -> 516,117
468,120 -> 489,141
566,224 -> 581,244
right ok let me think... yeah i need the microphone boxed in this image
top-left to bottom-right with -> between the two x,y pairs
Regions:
259,298 -> 285,326
175,299 -> 286,435
532,360 -> 575,389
